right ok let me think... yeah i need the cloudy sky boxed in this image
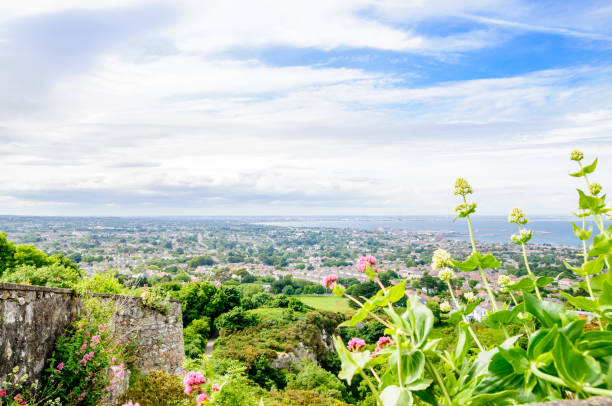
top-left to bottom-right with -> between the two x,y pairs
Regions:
1,1 -> 612,216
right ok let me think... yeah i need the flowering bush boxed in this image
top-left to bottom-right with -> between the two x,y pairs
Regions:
328,151 -> 612,405
41,297 -> 132,405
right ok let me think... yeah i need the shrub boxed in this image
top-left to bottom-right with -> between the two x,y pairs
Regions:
184,317 -> 211,358
123,370 -> 190,406
1,263 -> 81,288
215,308 -> 258,332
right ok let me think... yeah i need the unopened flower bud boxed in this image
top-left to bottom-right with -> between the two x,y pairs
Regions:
570,150 -> 584,162
438,268 -> 455,281
508,207 -> 528,225
440,301 -> 452,312
590,182 -> 602,196
454,178 -> 473,196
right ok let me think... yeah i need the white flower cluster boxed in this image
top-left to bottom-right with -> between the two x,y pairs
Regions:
508,207 -> 528,225
464,292 -> 476,303
440,301 -> 452,312
498,275 -> 511,292
432,248 -> 452,270
438,268 -> 455,281
511,229 -> 533,245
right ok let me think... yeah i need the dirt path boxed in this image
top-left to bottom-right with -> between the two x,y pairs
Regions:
205,330 -> 218,357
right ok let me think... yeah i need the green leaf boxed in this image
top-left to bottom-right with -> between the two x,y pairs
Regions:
599,281 -> 612,307
536,276 -> 555,287
386,280 -> 407,303
578,189 -> 603,212
583,158 -> 598,174
569,169 -> 585,178
480,253 -> 501,269
564,260 -> 585,277
340,307 -> 369,327
485,306 -> 522,329
380,385 -> 413,406
571,222 -> 593,241
578,331 -> 612,358
332,284 -> 346,297
404,378 -> 432,391
582,255 -> 605,275
507,276 -> 535,292
527,326 -> 557,361
447,310 -> 462,325
402,296 -> 433,348
498,347 -> 529,374
454,324 -> 470,364
561,292 -> 597,311
523,291 -> 563,328
389,349 -> 424,385
469,391 -> 521,406
452,252 -> 480,271
589,233 -> 612,256
553,332 -> 603,390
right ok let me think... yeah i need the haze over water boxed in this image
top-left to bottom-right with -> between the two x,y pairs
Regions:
255,216 -> 588,247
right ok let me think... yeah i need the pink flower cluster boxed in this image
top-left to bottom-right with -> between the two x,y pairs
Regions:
80,351 -> 95,367
90,335 -> 100,349
183,371 -> 206,395
12,393 -> 27,406
122,403 -> 140,406
375,336 -> 394,353
356,255 -> 377,272
0,389 -> 6,397
347,337 -> 366,352
183,371 -> 217,405
323,274 -> 338,289
105,364 -> 125,392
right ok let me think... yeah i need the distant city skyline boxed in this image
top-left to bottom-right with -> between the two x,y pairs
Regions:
1,1 -> 611,216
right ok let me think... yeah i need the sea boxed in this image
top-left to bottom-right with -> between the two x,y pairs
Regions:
252,216 -> 604,247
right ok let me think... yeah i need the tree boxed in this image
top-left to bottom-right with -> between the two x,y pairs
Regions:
14,245 -> 49,268
214,308 -> 258,332
183,317 -> 211,358
178,282 -> 219,325
0,233 -> 16,276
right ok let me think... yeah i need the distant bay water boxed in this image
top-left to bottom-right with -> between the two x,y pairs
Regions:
253,216 -> 595,247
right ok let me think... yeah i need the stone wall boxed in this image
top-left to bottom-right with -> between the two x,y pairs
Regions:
0,283 -> 184,388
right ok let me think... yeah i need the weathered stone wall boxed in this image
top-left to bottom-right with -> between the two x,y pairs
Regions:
0,283 -> 79,386
0,283 -> 184,388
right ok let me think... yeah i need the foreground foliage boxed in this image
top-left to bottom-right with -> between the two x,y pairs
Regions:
329,150 -> 612,405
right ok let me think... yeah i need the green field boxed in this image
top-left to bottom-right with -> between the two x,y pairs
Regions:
299,295 -> 353,314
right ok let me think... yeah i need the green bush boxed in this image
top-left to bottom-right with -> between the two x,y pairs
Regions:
285,359 -> 346,400
124,369 -> 190,406
215,307 -> 258,332
1,263 -> 81,288
184,317 -> 211,358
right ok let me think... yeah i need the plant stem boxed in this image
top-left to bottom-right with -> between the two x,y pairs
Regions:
509,291 -> 531,337
426,357 -> 452,406
343,292 -> 394,330
446,281 -> 485,351
369,366 -> 381,385
358,370 -> 382,405
531,365 -> 612,397
463,205 -> 508,337
518,224 -> 541,300
396,334 -> 404,389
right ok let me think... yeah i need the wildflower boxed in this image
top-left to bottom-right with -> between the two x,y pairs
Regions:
498,275 -> 511,292
323,274 -> 338,289
141,289 -> 151,301
0,389 -> 6,397
56,277 -> 61,281
511,229 -> 533,245
454,178 -> 473,196
590,182 -> 602,196
347,337 -> 366,352
464,292 -> 476,303
438,268 -> 455,281
212,383 -> 220,392
570,149 -> 584,162
508,207 -> 528,225
431,248 -> 452,270
57,362 -> 64,371
91,335 -> 100,349
356,255 -> 376,272
374,336 -> 394,354
196,393 -> 211,405
122,403 -> 140,406
183,371 -> 206,395
440,301 -> 452,312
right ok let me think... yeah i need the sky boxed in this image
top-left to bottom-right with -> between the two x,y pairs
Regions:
1,1 -> 612,216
